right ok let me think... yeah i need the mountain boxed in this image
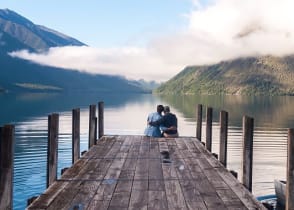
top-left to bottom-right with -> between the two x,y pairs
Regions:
0,9 -> 85,52
0,9 -> 147,93
155,55 -> 294,95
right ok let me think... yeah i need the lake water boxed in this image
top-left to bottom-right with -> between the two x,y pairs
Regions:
0,92 -> 293,210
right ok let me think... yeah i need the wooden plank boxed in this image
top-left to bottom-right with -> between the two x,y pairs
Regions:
242,115 -> 254,192
287,128 -> 294,210
47,113 -> 59,188
0,125 -> 14,210
164,180 -> 187,210
98,101 -> 104,139
216,167 -> 266,209
134,137 -> 149,179
28,136 -> 117,209
85,137 -> 129,209
219,110 -> 228,167
148,191 -> 168,210
129,190 -> 148,210
129,136 -> 148,210
72,108 -> 80,164
149,139 -> 165,191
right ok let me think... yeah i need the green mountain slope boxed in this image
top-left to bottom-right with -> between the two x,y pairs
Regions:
155,56 -> 294,95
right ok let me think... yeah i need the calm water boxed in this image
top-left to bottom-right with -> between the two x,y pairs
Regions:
0,92 -> 293,209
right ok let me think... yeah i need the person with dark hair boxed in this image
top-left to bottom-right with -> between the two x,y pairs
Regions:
149,106 -> 179,137
144,105 -> 164,137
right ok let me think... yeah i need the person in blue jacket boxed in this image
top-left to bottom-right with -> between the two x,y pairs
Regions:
144,105 -> 164,137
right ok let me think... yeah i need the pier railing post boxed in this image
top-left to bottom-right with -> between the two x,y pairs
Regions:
47,113 -> 59,188
242,115 -> 254,192
72,108 -> 80,164
98,101 -> 104,139
88,104 -> 96,148
286,128 -> 294,210
206,107 -> 213,152
219,110 -> 228,167
196,104 -> 203,141
0,125 -> 14,210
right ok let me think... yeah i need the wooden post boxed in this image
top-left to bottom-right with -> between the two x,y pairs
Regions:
206,107 -> 213,152
88,104 -> 96,148
242,115 -> 254,192
95,117 -> 98,143
72,108 -> 80,164
47,113 -> 59,188
98,101 -> 104,139
196,104 -> 202,141
219,110 -> 228,167
0,125 -> 14,210
286,128 -> 294,210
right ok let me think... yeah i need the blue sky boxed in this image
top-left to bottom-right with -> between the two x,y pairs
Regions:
1,0 -> 195,47
4,0 -> 294,81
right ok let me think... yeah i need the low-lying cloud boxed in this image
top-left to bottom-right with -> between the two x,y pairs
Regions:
9,0 -> 294,81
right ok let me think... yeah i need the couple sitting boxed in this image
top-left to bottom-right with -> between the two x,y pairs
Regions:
144,105 -> 179,138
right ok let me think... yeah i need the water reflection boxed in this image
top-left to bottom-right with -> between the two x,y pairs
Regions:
1,93 -> 293,209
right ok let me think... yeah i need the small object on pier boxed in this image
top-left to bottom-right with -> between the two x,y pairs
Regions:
230,170 -> 238,178
61,167 -> 69,175
27,196 -> 38,206
71,203 -> 84,210
212,153 -> 218,159
81,150 -> 87,156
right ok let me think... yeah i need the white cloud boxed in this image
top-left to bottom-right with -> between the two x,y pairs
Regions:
9,0 -> 294,81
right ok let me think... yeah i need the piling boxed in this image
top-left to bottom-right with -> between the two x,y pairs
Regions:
196,104 -> 203,141
0,125 -> 14,210
47,113 -> 59,188
206,107 -> 213,152
286,128 -> 294,210
72,108 -> 80,164
219,110 -> 228,167
242,115 -> 254,192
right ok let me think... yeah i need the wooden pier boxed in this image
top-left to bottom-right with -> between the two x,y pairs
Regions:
27,135 -> 265,210
4,101 -> 293,209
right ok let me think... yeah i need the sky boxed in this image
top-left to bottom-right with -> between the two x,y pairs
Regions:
3,0 -> 294,81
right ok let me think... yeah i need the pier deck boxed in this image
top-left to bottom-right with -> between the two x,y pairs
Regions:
28,135 -> 265,210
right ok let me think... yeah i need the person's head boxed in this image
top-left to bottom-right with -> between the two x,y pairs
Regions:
164,106 -> 170,114
157,105 -> 164,114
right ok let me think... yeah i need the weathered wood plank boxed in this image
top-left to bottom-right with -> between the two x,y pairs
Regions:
148,191 -> 168,210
